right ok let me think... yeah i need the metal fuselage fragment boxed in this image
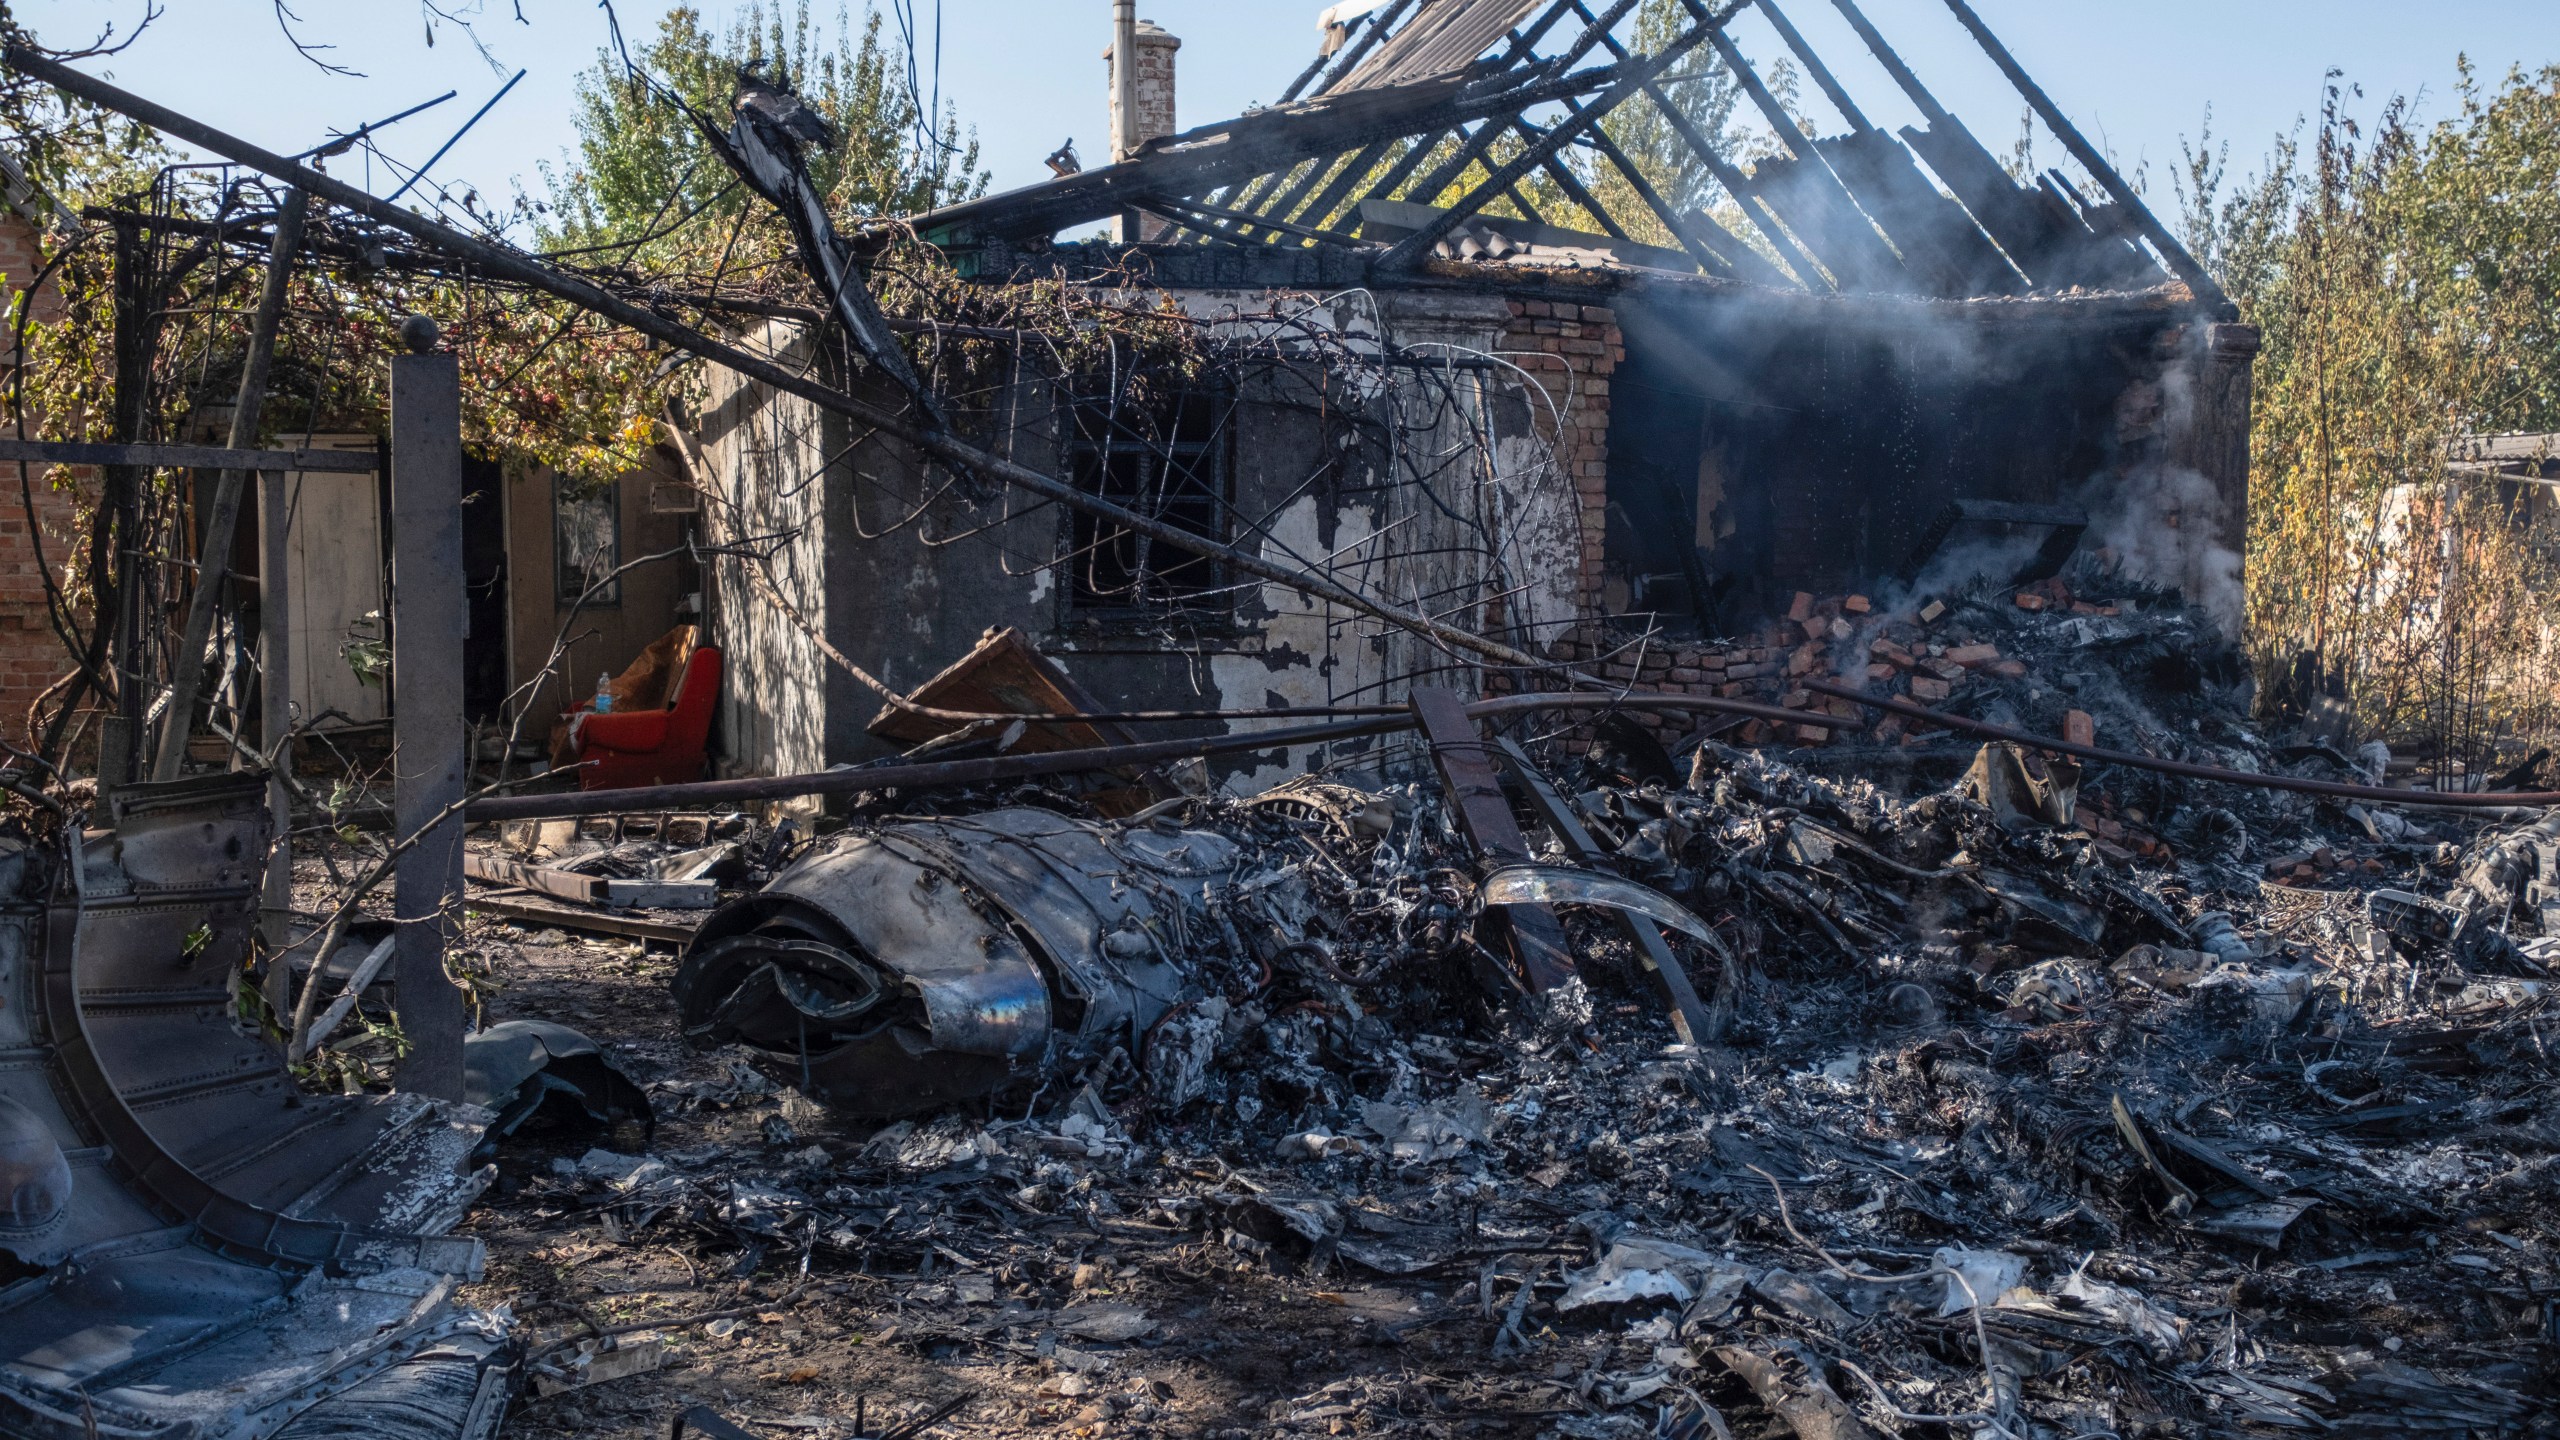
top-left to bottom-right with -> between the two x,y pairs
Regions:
677,808 -> 1238,1116
0,772 -> 500,1440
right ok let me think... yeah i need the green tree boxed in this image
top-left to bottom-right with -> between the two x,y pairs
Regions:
2209,64 -> 2560,763
539,1 -> 986,272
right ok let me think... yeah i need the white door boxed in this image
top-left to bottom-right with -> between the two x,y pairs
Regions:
282,436 -> 387,728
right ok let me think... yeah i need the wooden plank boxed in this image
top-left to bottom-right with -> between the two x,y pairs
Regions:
868,626 -> 1175,816
463,892 -> 701,945
286,451 -> 388,727
465,854 -> 719,910
466,853 -> 602,904
1409,687 -> 1576,994
1495,737 -> 1716,1044
0,437 -> 379,473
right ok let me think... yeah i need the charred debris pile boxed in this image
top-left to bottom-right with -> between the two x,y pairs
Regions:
478,573 -> 2559,1439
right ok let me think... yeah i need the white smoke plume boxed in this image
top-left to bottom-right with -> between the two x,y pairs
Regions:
2080,463 -> 2244,636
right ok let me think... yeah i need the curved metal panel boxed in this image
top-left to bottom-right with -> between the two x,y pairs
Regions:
41,776 -> 482,1276
678,809 -> 1238,1117
0,772 -> 497,1440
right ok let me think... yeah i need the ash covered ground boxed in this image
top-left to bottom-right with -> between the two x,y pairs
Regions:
368,584 -> 2558,1440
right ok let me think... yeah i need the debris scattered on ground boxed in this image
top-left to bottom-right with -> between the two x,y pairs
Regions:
467,1017 -> 656,1157
440,580 -> 2557,1438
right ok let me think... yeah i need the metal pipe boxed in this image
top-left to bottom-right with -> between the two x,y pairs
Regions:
1802,679 -> 2560,811
1471,691 -> 1854,732
1112,0 -> 1141,160
462,714 -> 1418,823
460,692 -> 1857,823
382,68 -> 523,207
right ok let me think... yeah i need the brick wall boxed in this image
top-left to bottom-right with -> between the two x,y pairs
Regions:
0,212 -> 93,750
1499,297 -> 1620,630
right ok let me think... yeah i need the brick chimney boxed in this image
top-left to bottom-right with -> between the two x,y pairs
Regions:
1105,17 -> 1180,240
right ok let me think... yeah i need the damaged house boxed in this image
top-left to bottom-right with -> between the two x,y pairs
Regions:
9,6 -> 2560,1437
686,0 -> 2259,786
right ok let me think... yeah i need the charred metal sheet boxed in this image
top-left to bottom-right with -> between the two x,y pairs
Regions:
466,1019 -> 653,1156
0,771 -> 503,1440
1327,0 -> 1547,93
1479,865 -> 1723,947
1489,736 -> 1719,1045
676,808 -> 1238,1117
1411,688 -> 1574,994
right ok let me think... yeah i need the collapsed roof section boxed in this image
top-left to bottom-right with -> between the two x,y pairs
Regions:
913,0 -> 2224,308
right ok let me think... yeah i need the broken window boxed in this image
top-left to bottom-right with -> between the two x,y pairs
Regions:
1059,378 -> 1230,612
554,473 -> 621,607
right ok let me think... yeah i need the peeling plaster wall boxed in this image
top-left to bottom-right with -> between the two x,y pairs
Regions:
697,322 -> 837,790
695,287 -> 1595,790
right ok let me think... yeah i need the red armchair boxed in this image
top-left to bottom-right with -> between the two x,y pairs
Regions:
567,645 -> 723,790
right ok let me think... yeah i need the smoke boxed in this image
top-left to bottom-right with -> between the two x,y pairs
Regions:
2080,463 -> 2244,635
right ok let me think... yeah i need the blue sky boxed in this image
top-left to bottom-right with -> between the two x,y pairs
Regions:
18,1 -> 2560,234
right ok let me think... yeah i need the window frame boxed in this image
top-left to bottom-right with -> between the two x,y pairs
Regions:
552,473 -> 622,609
1054,374 -> 1236,621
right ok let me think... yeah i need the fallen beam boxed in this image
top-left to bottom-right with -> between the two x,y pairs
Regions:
462,892 -> 702,945
1412,687 -> 1575,994
462,854 -> 719,910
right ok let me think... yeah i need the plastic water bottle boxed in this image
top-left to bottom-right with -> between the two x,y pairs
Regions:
593,674 -> 614,715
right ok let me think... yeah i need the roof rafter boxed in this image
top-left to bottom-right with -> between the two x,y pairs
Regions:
909,0 -> 2224,308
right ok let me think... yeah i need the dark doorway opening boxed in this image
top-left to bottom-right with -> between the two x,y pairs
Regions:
462,457 -> 510,723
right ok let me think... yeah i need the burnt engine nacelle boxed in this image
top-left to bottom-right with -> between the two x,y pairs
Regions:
675,808 -> 1237,1116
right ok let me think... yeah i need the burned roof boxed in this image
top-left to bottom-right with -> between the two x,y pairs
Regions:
914,0 -> 2226,310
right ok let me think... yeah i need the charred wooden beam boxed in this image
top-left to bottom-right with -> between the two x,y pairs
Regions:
1379,8 -> 1729,269
1936,0 -> 2226,309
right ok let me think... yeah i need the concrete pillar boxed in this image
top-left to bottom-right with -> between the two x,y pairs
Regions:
1105,18 -> 1181,240
389,326 -> 467,1099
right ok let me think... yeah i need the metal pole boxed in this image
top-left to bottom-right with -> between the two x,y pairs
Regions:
95,220 -> 149,791
389,324 -> 467,1099
1111,0 -> 1141,239
151,189 -> 306,781
1111,0 -> 1139,161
